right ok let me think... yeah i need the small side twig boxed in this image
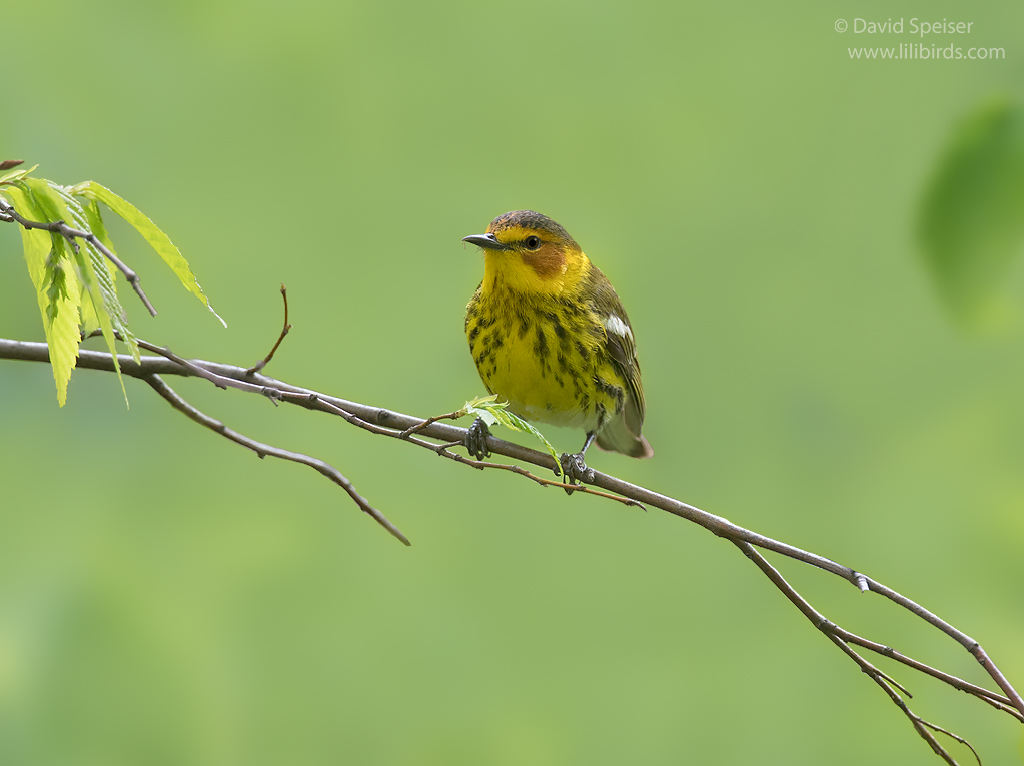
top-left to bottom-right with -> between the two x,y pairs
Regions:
246,284 -> 291,376
399,409 -> 466,439
862,576 -> 1024,715
918,720 -> 982,766
734,540 -> 975,765
87,330 -> 285,402
830,625 -> 1024,721
0,195 -> 158,317
145,373 -> 409,546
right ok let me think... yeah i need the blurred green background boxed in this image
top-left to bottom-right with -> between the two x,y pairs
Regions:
2,1 -> 1023,763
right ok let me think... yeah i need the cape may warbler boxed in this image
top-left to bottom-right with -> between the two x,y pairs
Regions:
463,210 -> 653,481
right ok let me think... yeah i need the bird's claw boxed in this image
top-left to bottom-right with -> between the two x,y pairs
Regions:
559,452 -> 595,490
466,417 -> 491,460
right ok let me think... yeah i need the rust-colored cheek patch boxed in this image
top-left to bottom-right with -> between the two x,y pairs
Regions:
522,242 -> 566,278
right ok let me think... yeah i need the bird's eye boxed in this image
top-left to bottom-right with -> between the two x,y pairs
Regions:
525,236 -> 541,250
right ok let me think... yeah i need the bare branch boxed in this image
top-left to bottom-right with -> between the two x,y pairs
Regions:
860,576 -> 1024,713
246,284 -> 291,376
733,540 -> 971,764
134,336 -> 282,400
144,373 -> 409,546
0,196 -> 158,316
398,409 -> 468,439
918,720 -> 983,766
833,625 -> 1024,720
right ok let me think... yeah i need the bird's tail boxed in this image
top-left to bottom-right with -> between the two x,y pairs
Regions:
596,408 -> 654,458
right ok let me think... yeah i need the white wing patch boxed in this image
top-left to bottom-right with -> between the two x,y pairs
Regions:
603,314 -> 632,341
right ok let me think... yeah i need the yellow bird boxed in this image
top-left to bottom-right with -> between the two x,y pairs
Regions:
463,210 -> 652,481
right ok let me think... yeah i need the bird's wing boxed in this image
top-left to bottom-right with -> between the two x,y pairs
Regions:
585,265 -> 647,440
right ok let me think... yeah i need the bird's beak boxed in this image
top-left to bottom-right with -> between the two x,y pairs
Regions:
462,233 -> 510,251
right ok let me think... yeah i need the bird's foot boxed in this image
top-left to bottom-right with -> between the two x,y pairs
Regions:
465,417 -> 491,460
559,452 -> 595,490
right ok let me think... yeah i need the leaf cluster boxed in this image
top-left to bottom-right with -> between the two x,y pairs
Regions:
0,164 -> 221,405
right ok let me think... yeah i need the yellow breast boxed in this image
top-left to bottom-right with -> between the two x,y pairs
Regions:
465,286 -> 626,432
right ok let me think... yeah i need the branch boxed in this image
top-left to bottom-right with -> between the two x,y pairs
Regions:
2,337 -> 1021,762
146,374 -> 409,545
245,284 -> 291,376
735,541 -> 981,765
0,195 -> 158,316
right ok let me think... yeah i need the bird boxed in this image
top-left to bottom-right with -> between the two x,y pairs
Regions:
462,210 -> 652,482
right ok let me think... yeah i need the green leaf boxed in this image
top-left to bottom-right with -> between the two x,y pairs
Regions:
1,186 -> 50,276
463,393 -> 499,424
51,184 -> 140,354
43,250 -> 71,324
464,395 -> 564,476
80,200 -> 117,335
0,162 -> 38,185
81,198 -> 118,268
69,180 -> 226,327
919,98 -> 1024,326
22,178 -> 138,406
2,184 -> 82,407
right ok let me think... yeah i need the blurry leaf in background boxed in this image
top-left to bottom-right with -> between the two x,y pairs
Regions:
920,98 -> 1024,328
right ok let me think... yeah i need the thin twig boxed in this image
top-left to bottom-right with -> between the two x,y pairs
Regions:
860,576 -> 1024,714
145,373 -> 409,546
86,330 -> 284,401
0,196 -> 158,317
398,409 -> 466,439
831,625 -> 1023,720
918,720 -> 983,766
733,540 -> 970,764
833,635 -> 961,765
246,284 -> 291,376
417,438 -> 647,509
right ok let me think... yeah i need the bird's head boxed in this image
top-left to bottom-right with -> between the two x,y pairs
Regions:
463,210 -> 588,295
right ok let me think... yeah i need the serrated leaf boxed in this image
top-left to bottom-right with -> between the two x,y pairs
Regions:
79,200 -> 117,335
44,251 -> 71,324
50,184 -> 140,356
21,178 -> 137,406
1,186 -> 49,273
465,395 -> 563,476
81,200 -> 117,256
920,99 -> 1024,326
70,180 -> 225,327
2,185 -> 82,407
